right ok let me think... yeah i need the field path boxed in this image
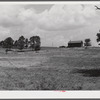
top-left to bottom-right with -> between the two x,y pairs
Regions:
0,51 -> 50,68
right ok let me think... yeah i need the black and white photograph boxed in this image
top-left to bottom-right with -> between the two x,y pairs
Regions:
0,2 -> 100,91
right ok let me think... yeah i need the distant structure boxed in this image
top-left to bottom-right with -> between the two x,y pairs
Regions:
59,46 -> 66,48
68,40 -> 83,47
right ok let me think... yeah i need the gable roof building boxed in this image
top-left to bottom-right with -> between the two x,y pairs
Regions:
68,40 -> 83,47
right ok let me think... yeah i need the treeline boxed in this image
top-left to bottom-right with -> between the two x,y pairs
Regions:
0,35 -> 41,51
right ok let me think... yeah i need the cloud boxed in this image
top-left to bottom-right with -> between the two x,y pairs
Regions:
0,26 -> 11,40
0,5 -> 39,39
0,5 -> 22,27
0,4 -> 99,46
38,4 -> 97,31
0,4 -> 97,33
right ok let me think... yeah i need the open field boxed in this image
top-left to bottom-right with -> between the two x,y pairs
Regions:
0,47 -> 100,90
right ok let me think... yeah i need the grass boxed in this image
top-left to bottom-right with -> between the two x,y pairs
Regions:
0,47 -> 100,90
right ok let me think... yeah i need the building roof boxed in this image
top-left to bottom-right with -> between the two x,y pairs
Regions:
68,40 -> 83,44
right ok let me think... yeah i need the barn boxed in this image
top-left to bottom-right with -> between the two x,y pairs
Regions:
68,40 -> 83,47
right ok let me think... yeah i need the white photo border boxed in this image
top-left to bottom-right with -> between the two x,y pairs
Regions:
0,1 -> 99,99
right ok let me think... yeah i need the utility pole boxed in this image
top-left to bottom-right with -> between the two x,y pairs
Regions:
52,42 -> 53,47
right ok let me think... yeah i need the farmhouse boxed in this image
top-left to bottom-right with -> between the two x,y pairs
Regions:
68,40 -> 83,47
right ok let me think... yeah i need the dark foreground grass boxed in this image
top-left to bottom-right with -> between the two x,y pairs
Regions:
0,47 -> 100,90
0,67 -> 64,90
0,66 -> 69,90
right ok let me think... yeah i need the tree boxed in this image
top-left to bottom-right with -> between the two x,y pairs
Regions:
13,40 -> 18,48
17,36 -> 25,50
95,5 -> 100,10
84,38 -> 91,49
25,38 -> 28,48
0,41 -> 4,47
34,36 -> 41,51
96,33 -> 100,45
30,36 -> 35,51
4,37 -> 14,50
30,36 -> 41,51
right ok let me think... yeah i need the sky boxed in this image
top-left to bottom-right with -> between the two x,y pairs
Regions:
0,3 -> 100,47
